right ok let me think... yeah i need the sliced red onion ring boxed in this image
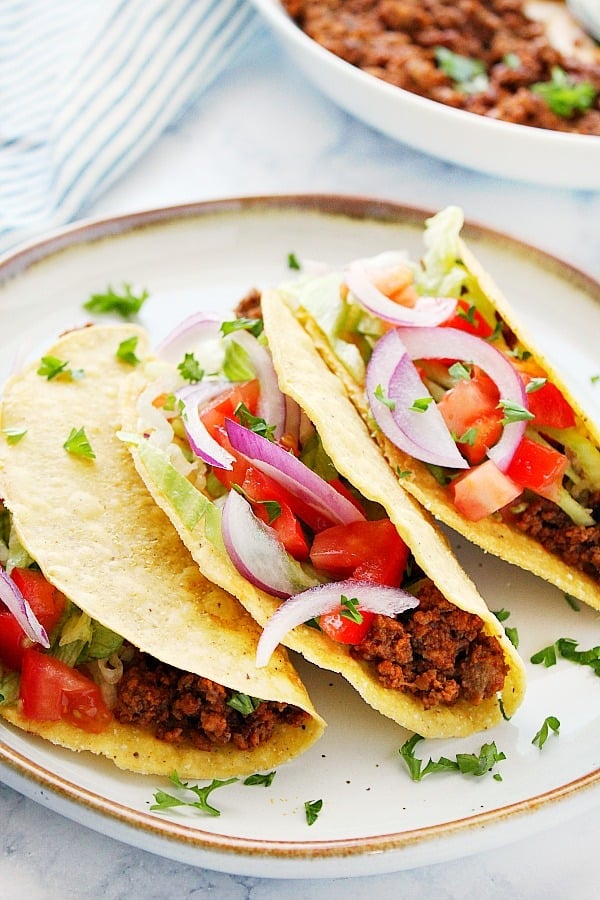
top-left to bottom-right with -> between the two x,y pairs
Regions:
225,419 -> 365,526
175,380 -> 235,469
366,330 -> 468,469
225,330 -> 286,439
396,327 -> 529,471
255,579 -> 419,667
155,313 -> 221,363
221,490 -> 320,598
345,257 -> 457,327
0,566 -> 49,647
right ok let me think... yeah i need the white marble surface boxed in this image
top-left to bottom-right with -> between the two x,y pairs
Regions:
1,25 -> 599,900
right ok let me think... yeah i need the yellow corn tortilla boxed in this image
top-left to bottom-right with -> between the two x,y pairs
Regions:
0,325 -> 324,777
122,319 -> 526,739
286,232 -> 600,613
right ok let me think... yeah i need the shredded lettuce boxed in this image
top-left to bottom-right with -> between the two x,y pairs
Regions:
222,340 -> 256,382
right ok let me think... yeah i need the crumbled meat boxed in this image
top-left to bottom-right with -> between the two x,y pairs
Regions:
113,653 -> 307,751
351,581 -> 508,708
235,287 -> 263,320
510,495 -> 600,581
282,0 -> 600,135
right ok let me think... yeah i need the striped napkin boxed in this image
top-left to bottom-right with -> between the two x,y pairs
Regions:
0,0 -> 261,256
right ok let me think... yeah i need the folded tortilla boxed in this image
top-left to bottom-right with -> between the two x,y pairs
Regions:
122,318 -> 526,739
0,325 -> 324,777
282,208 -> 600,612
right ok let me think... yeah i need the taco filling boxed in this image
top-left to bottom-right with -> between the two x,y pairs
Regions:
123,301 -> 520,731
277,207 -> 600,608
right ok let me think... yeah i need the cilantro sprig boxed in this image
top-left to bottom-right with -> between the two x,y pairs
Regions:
37,356 -> 84,381
177,352 -> 204,383
220,317 -> 264,338
243,771 -> 276,787
434,46 -> 489,93
150,772 -> 238,817
116,335 -> 141,366
63,426 -> 95,460
399,734 -> 506,781
304,798 -> 323,825
226,692 -> 262,717
532,716 -> 560,750
340,595 -> 363,624
532,66 -> 597,118
234,402 -> 276,440
84,283 -> 149,318
530,637 -> 600,675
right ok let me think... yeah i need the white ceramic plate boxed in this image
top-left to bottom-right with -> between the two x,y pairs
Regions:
0,197 -> 599,879
249,0 -> 600,189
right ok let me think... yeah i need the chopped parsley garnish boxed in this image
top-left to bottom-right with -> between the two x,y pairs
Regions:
396,466 -> 412,480
150,771 -> 238,817
234,402 -> 276,440
532,716 -> 560,750
37,356 -> 84,381
434,46 -> 489,93
532,66 -> 597,118
493,608 -> 511,623
410,397 -> 433,413
244,771 -> 276,787
177,352 -> 204,383
457,303 -> 477,325
374,383 -> 396,410
116,335 -> 140,366
2,427 -> 27,445
227,692 -> 262,717
497,399 -> 535,425
233,484 -> 282,524
530,643 -> 557,668
498,696 -> 511,721
504,626 -> 519,649
399,734 -> 505,781
525,377 -> 547,393
304,798 -> 323,825
531,637 -> 599,674
63,426 -> 95,459
591,374 -> 600,385
220,317 -> 264,338
84,283 -> 149,318
448,361 -> 471,381
340,595 -> 362,624
564,593 -> 580,612
287,251 -> 301,270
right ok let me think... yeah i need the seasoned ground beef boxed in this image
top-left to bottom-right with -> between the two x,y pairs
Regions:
235,287 -> 263,320
113,653 -> 308,751
510,495 -> 600,580
282,0 -> 600,134
351,581 -> 508,707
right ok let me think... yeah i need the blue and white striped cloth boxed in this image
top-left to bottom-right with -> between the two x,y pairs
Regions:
0,0 -> 261,256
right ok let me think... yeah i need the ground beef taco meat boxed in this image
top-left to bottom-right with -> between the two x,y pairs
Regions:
113,653 -> 309,751
351,582 -> 508,708
281,0 -> 600,135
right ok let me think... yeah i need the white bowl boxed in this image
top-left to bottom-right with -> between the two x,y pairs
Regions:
250,0 -> 600,189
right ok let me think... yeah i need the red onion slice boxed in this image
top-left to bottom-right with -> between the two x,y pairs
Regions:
221,490 -> 320,598
155,313 -> 221,363
225,330 -> 286,440
396,327 -> 529,471
225,419 -> 365,526
0,566 -> 50,647
366,330 -> 468,469
175,381 -> 235,469
345,257 -> 457,327
255,579 -> 419,667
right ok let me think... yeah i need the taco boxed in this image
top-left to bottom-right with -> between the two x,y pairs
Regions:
0,324 -> 324,778
275,206 -> 600,611
120,300 -> 525,739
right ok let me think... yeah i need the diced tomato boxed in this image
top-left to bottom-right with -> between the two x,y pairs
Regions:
310,519 -> 409,588
442,299 -> 495,338
0,568 -> 66,672
438,367 -> 503,465
19,649 -> 112,733
319,608 -> 375,645
240,467 -> 309,560
209,428 -> 253,491
449,459 -> 522,521
198,380 -> 260,435
523,378 -> 576,430
505,437 -> 568,500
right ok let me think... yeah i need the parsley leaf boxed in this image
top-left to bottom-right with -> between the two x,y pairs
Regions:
530,644 -> 557,667
227,693 -> 262,717
497,399 -> 535,425
2,428 -> 27,445
288,252 -> 301,270
455,742 -> 506,776
234,402 -> 276,440
340,595 -> 362,624
150,772 -> 238,817
434,46 -> 489,93
304,798 -> 323,825
244,771 -> 276,787
504,626 -> 519,649
37,356 -> 84,381
116,335 -> 141,366
564,593 -> 580,612
63,427 -> 95,460
493,608 -> 511,623
221,317 -> 264,338
177,352 -> 204,383
84,283 -> 148,318
410,397 -> 434,413
532,716 -> 560,750
374,383 -> 396,410
591,374 -> 600,385
532,66 -> 597,118
556,637 -> 600,675
399,734 -> 505,781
